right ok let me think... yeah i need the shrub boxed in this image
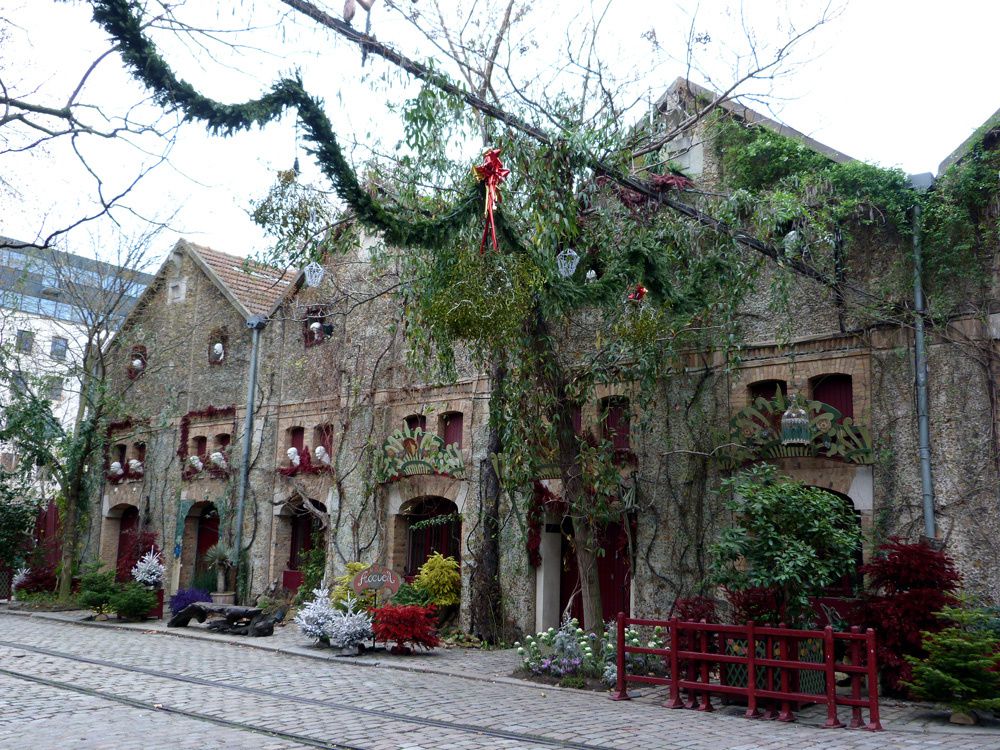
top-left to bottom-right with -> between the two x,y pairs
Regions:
710,465 -> 862,625
414,552 -> 460,607
559,675 -> 587,689
517,617 -> 613,682
672,595 -> 718,623
109,582 -> 156,620
392,582 -> 433,606
78,566 -> 118,615
853,537 -> 961,696
115,528 -> 160,582
723,586 -> 783,625
294,529 -> 326,604
295,588 -> 373,649
905,603 -> 1000,715
372,604 -> 439,652
169,588 -> 212,616
130,548 -> 165,588
16,562 -> 57,594
330,561 -> 377,609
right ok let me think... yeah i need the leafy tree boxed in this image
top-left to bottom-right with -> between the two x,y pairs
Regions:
0,472 -> 39,571
710,464 -> 862,624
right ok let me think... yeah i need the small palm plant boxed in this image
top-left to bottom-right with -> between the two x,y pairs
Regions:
203,542 -> 235,593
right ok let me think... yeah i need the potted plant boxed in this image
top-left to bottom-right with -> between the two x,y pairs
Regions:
131,547 -> 165,618
204,543 -> 236,604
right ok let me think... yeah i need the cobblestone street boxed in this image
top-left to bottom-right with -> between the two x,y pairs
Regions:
1,613 -> 998,750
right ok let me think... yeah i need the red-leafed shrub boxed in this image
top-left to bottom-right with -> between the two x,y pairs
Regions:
17,562 -> 58,594
372,604 -> 440,654
115,528 -> 160,582
852,537 -> 961,696
724,586 -> 784,625
671,595 -> 718,623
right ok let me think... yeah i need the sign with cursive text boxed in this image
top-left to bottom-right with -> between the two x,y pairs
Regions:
351,564 -> 402,595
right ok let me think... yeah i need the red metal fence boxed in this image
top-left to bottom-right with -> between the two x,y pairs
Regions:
610,613 -> 882,731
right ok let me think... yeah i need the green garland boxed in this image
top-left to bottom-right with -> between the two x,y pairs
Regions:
90,0 -> 507,252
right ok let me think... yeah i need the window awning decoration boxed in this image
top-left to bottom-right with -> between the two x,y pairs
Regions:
718,391 -> 873,468
374,426 -> 465,483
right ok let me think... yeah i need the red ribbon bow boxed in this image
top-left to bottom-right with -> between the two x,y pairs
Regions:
473,148 -> 510,253
628,284 -> 647,302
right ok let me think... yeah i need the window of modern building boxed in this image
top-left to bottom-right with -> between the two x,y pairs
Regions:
811,373 -> 854,419
15,329 -> 33,353
46,377 -> 63,401
50,336 -> 68,361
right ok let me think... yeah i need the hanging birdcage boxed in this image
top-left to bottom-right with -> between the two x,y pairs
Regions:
555,247 -> 580,278
780,395 -> 811,446
303,261 -> 325,287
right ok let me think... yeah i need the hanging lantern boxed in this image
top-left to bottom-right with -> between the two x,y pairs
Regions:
303,261 -> 325,287
780,395 -> 811,446
555,247 -> 580,278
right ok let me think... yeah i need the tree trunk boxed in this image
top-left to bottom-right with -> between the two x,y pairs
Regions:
469,360 -> 506,643
56,494 -> 77,600
572,518 -> 604,631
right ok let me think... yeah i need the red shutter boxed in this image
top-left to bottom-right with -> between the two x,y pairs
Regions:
604,399 -> 630,452
193,436 -> 208,458
443,413 -> 463,448
289,427 -> 305,451
812,375 -> 853,419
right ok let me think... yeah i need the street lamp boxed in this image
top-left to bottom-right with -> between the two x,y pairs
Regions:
555,247 -> 580,278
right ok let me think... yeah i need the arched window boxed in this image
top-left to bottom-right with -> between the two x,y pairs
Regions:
313,424 -> 334,454
215,433 -> 231,451
404,414 -> 427,432
440,412 -> 463,449
403,497 -> 461,577
288,426 -> 305,452
132,442 -> 146,463
191,435 -> 208,459
811,373 -> 854,419
748,379 -> 787,402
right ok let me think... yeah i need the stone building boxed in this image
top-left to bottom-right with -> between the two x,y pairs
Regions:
87,87 -> 1000,637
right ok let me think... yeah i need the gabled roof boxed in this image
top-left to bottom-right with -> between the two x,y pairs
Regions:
937,106 -> 1000,175
656,77 -> 854,164
185,241 -> 293,318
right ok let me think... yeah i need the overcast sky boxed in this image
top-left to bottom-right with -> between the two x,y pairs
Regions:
1,1 -> 997,268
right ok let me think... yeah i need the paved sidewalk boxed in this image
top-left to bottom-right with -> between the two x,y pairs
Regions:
3,604 -> 999,741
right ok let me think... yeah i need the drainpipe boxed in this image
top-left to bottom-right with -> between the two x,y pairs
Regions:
233,314 -> 267,600
909,173 -> 935,541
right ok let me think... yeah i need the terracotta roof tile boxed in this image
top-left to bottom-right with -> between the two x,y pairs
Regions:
188,243 -> 294,317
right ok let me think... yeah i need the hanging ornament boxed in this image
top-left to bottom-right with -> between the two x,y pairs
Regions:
555,248 -> 580,278
627,284 -> 647,303
473,148 -> 510,253
304,261 -> 326,287
780,395 -> 811,446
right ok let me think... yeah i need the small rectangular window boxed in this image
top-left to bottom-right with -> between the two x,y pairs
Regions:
191,435 -> 208,458
15,329 -> 33,353
50,336 -> 68,361
46,378 -> 63,401
405,414 -> 427,432
441,412 -> 463,449
168,279 -> 186,303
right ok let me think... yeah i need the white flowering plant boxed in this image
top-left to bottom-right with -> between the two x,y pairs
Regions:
295,588 -> 373,649
515,617 -> 603,679
11,567 -> 29,593
131,547 -> 165,587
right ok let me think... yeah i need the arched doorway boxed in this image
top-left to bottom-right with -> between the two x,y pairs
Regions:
179,501 -> 219,590
277,499 -> 327,593
98,502 -> 139,576
809,487 -> 864,598
115,506 -> 140,581
399,497 -> 461,578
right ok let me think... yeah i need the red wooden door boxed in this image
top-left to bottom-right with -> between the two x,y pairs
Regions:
195,510 -> 219,574
34,499 -> 61,568
116,506 -> 140,581
559,521 -> 632,629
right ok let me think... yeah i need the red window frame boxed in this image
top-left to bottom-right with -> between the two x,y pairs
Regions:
811,374 -> 854,420
441,412 -> 463,449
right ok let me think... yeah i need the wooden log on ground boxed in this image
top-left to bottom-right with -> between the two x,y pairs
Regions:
167,602 -> 261,629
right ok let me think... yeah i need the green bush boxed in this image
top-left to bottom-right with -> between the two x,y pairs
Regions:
905,603 -> 1000,714
78,566 -> 118,615
109,582 -> 156,620
331,562 -> 377,609
392,582 -> 433,606
414,553 -> 460,607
